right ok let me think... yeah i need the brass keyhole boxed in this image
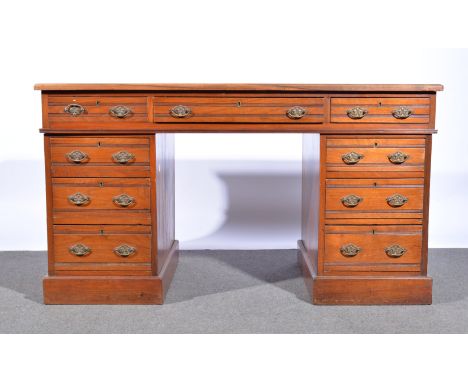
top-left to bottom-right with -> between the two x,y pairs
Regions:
96,100 -> 100,105
98,181 -> 104,187
236,101 -> 241,107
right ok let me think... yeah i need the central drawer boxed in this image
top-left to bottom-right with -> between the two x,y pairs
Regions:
153,96 -> 325,123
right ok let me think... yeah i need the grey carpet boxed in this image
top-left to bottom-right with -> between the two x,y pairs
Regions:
0,249 -> 466,333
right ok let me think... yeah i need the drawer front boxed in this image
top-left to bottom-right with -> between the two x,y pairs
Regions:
52,178 -> 151,211
324,225 -> 422,273
50,137 -> 151,177
326,181 -> 423,218
48,96 -> 148,122
53,225 -> 152,275
331,97 -> 430,124
154,97 -> 325,123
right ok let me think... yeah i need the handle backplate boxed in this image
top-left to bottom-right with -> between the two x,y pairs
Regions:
386,193 -> 408,207
286,106 -> 307,119
340,243 -> 361,257
388,151 -> 409,164
112,151 -> 135,164
69,243 -> 91,257
68,192 -> 91,206
342,151 -> 364,164
392,106 -> 412,119
385,244 -> 407,258
113,194 -> 135,207
110,105 -> 131,118
114,244 -> 136,257
66,150 -> 89,164
64,104 -> 85,116
347,106 -> 368,119
170,105 -> 192,118
341,194 -> 363,207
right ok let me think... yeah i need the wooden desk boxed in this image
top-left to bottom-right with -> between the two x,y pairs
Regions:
35,83 -> 443,305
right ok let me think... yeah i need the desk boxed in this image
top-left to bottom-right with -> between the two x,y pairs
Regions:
35,83 -> 443,305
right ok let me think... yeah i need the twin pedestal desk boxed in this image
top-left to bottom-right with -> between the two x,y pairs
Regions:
35,83 -> 443,305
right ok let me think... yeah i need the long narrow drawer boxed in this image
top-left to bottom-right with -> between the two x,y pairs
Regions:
325,178 -> 423,223
331,97 -> 430,124
324,225 -> 422,273
53,225 -> 152,275
154,96 -> 325,123
50,137 -> 151,178
52,178 -> 151,225
48,96 -> 148,123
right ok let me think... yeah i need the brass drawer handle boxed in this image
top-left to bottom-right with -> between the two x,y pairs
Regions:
110,105 -> 132,118
112,151 -> 135,164
386,193 -> 408,207
66,150 -> 89,164
341,194 -> 363,207
347,106 -> 368,119
114,244 -> 136,257
342,151 -> 364,164
340,243 -> 361,257
113,194 -> 135,207
170,105 -> 192,118
385,244 -> 407,258
69,243 -> 91,257
388,151 -> 409,164
286,106 -> 307,119
68,192 -> 91,206
392,106 -> 412,119
64,103 -> 86,116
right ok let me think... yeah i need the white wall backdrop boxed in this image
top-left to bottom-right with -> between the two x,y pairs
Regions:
0,1 -> 466,250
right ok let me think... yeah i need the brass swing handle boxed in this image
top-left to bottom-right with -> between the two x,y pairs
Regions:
114,244 -> 136,257
388,151 -> 409,164
347,106 -> 368,119
387,194 -> 408,207
110,105 -> 132,118
113,194 -> 135,207
392,106 -> 412,119
69,243 -> 91,257
64,103 -> 86,116
112,151 -> 135,164
342,151 -> 364,164
341,194 -> 363,207
68,192 -> 91,206
340,243 -> 361,257
385,244 -> 407,258
286,106 -> 307,119
66,150 -> 89,164
170,105 -> 192,118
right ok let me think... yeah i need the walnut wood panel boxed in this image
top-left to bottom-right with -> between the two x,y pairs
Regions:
48,96 -> 147,123
156,133 -> 176,273
154,97 -> 324,123
301,134 -> 322,277
331,97 -> 430,124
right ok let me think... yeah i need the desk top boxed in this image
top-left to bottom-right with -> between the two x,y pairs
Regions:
34,83 -> 444,92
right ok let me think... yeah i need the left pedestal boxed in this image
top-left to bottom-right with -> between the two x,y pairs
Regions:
42,134 -> 177,304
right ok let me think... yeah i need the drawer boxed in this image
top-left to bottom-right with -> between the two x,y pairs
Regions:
324,225 -> 422,273
53,225 -> 152,275
154,96 -> 325,123
47,96 -> 148,122
52,178 -> 152,225
50,137 -> 151,177
52,178 -> 151,210
325,178 -> 424,220
331,97 -> 430,124
326,137 -> 426,178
